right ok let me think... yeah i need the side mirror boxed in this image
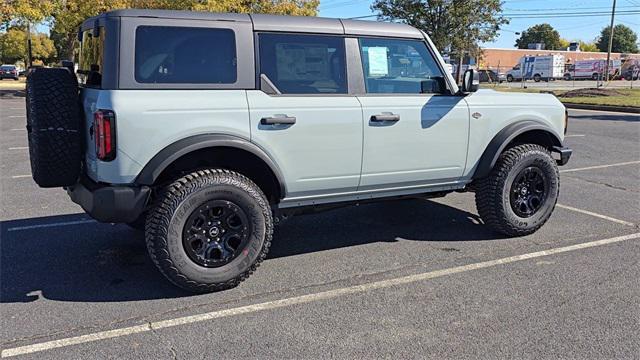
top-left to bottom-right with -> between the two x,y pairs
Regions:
462,69 -> 479,93
420,77 -> 447,94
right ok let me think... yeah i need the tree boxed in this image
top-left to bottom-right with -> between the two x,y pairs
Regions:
515,23 -> 561,50
0,27 -> 56,64
371,0 -> 508,58
596,24 -> 638,54
47,0 -> 319,61
579,41 -> 599,52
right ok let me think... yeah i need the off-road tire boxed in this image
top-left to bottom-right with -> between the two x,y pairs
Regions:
26,68 -> 82,187
475,144 -> 559,237
145,169 -> 273,293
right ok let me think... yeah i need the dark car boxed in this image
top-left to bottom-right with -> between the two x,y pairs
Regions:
0,65 -> 20,80
622,66 -> 639,81
478,69 -> 503,83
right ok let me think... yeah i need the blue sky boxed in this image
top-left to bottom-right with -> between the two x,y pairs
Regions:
319,0 -> 640,48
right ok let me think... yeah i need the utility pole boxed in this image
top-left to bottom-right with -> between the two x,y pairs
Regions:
604,0 -> 616,82
26,21 -> 33,68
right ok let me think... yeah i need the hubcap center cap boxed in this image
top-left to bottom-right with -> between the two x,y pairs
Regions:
209,226 -> 220,237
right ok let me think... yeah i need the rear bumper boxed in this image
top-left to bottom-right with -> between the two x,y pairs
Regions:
67,178 -> 150,223
552,146 -> 573,166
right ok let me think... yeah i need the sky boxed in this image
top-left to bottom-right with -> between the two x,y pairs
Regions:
319,0 -> 640,49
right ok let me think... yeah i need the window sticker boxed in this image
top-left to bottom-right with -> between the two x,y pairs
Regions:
367,47 -> 388,76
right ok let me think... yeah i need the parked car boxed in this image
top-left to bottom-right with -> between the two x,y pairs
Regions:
0,64 -> 19,80
622,66 -> 639,81
25,10 -> 572,293
477,69 -> 503,83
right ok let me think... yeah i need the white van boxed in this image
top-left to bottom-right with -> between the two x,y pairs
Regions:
506,55 -> 565,82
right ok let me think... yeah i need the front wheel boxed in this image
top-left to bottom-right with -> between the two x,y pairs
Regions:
475,144 -> 559,237
146,169 -> 273,293
506,75 -> 514,82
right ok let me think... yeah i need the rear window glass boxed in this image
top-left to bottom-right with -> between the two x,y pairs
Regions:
78,28 -> 105,87
135,26 -> 237,84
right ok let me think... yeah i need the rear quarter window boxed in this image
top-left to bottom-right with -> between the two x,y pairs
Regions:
78,28 -> 105,87
134,26 -> 237,84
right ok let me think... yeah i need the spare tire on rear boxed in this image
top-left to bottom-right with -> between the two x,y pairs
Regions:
26,68 -> 82,188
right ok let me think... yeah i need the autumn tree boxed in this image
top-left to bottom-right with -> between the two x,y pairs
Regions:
515,23 -> 561,50
0,27 -> 56,64
47,0 -> 319,61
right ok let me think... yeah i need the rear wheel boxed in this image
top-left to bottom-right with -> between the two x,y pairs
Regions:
533,74 -> 541,82
592,73 -> 599,80
146,169 -> 272,293
475,144 -> 559,237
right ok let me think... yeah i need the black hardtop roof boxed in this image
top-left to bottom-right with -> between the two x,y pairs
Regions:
81,9 -> 423,39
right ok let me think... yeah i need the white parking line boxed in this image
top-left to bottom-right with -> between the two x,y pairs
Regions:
9,128 -> 26,131
7,147 -> 27,150
2,232 -> 638,358
564,134 -> 585,137
7,115 -> 25,118
556,204 -> 635,227
560,161 -> 640,173
10,174 -> 31,179
7,219 -> 96,232
568,108 -> 640,115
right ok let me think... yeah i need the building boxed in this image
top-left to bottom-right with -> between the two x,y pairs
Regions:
478,48 -> 640,72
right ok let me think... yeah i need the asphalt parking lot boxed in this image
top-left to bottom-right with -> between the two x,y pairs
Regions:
1,95 -> 639,359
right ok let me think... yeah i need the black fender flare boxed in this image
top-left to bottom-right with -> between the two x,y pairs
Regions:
135,134 -> 286,197
472,120 -> 562,179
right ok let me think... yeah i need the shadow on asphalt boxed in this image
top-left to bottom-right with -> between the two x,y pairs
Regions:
1,199 -> 498,303
570,114 -> 639,122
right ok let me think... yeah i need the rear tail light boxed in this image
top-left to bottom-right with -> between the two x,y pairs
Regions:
94,109 -> 116,161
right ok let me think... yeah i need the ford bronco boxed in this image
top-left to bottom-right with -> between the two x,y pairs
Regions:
25,10 -> 572,292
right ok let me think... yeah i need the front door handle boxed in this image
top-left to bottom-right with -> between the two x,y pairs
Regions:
370,113 -> 400,122
261,115 -> 296,125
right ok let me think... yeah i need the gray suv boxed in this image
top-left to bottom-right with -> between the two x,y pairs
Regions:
25,10 -> 572,293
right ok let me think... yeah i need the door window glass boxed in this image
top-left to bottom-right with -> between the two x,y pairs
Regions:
258,33 -> 347,94
359,37 -> 445,94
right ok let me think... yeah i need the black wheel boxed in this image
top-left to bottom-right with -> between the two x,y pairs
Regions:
563,74 -> 571,81
26,68 -> 82,187
475,144 -> 559,237
533,74 -> 541,82
592,73 -> 599,81
506,75 -> 514,82
146,169 -> 272,293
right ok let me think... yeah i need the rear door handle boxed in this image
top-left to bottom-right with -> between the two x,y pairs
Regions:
261,115 -> 296,125
370,113 -> 400,122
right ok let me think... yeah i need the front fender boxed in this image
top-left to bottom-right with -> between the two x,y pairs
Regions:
471,120 -> 563,179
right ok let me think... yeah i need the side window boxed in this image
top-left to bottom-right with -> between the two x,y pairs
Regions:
258,33 -> 347,94
359,37 -> 445,94
135,26 -> 236,84
78,28 -> 105,87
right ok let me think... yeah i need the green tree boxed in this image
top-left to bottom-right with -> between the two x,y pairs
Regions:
0,27 -> 56,64
515,23 -> 561,50
372,0 -> 507,58
596,24 -> 638,53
